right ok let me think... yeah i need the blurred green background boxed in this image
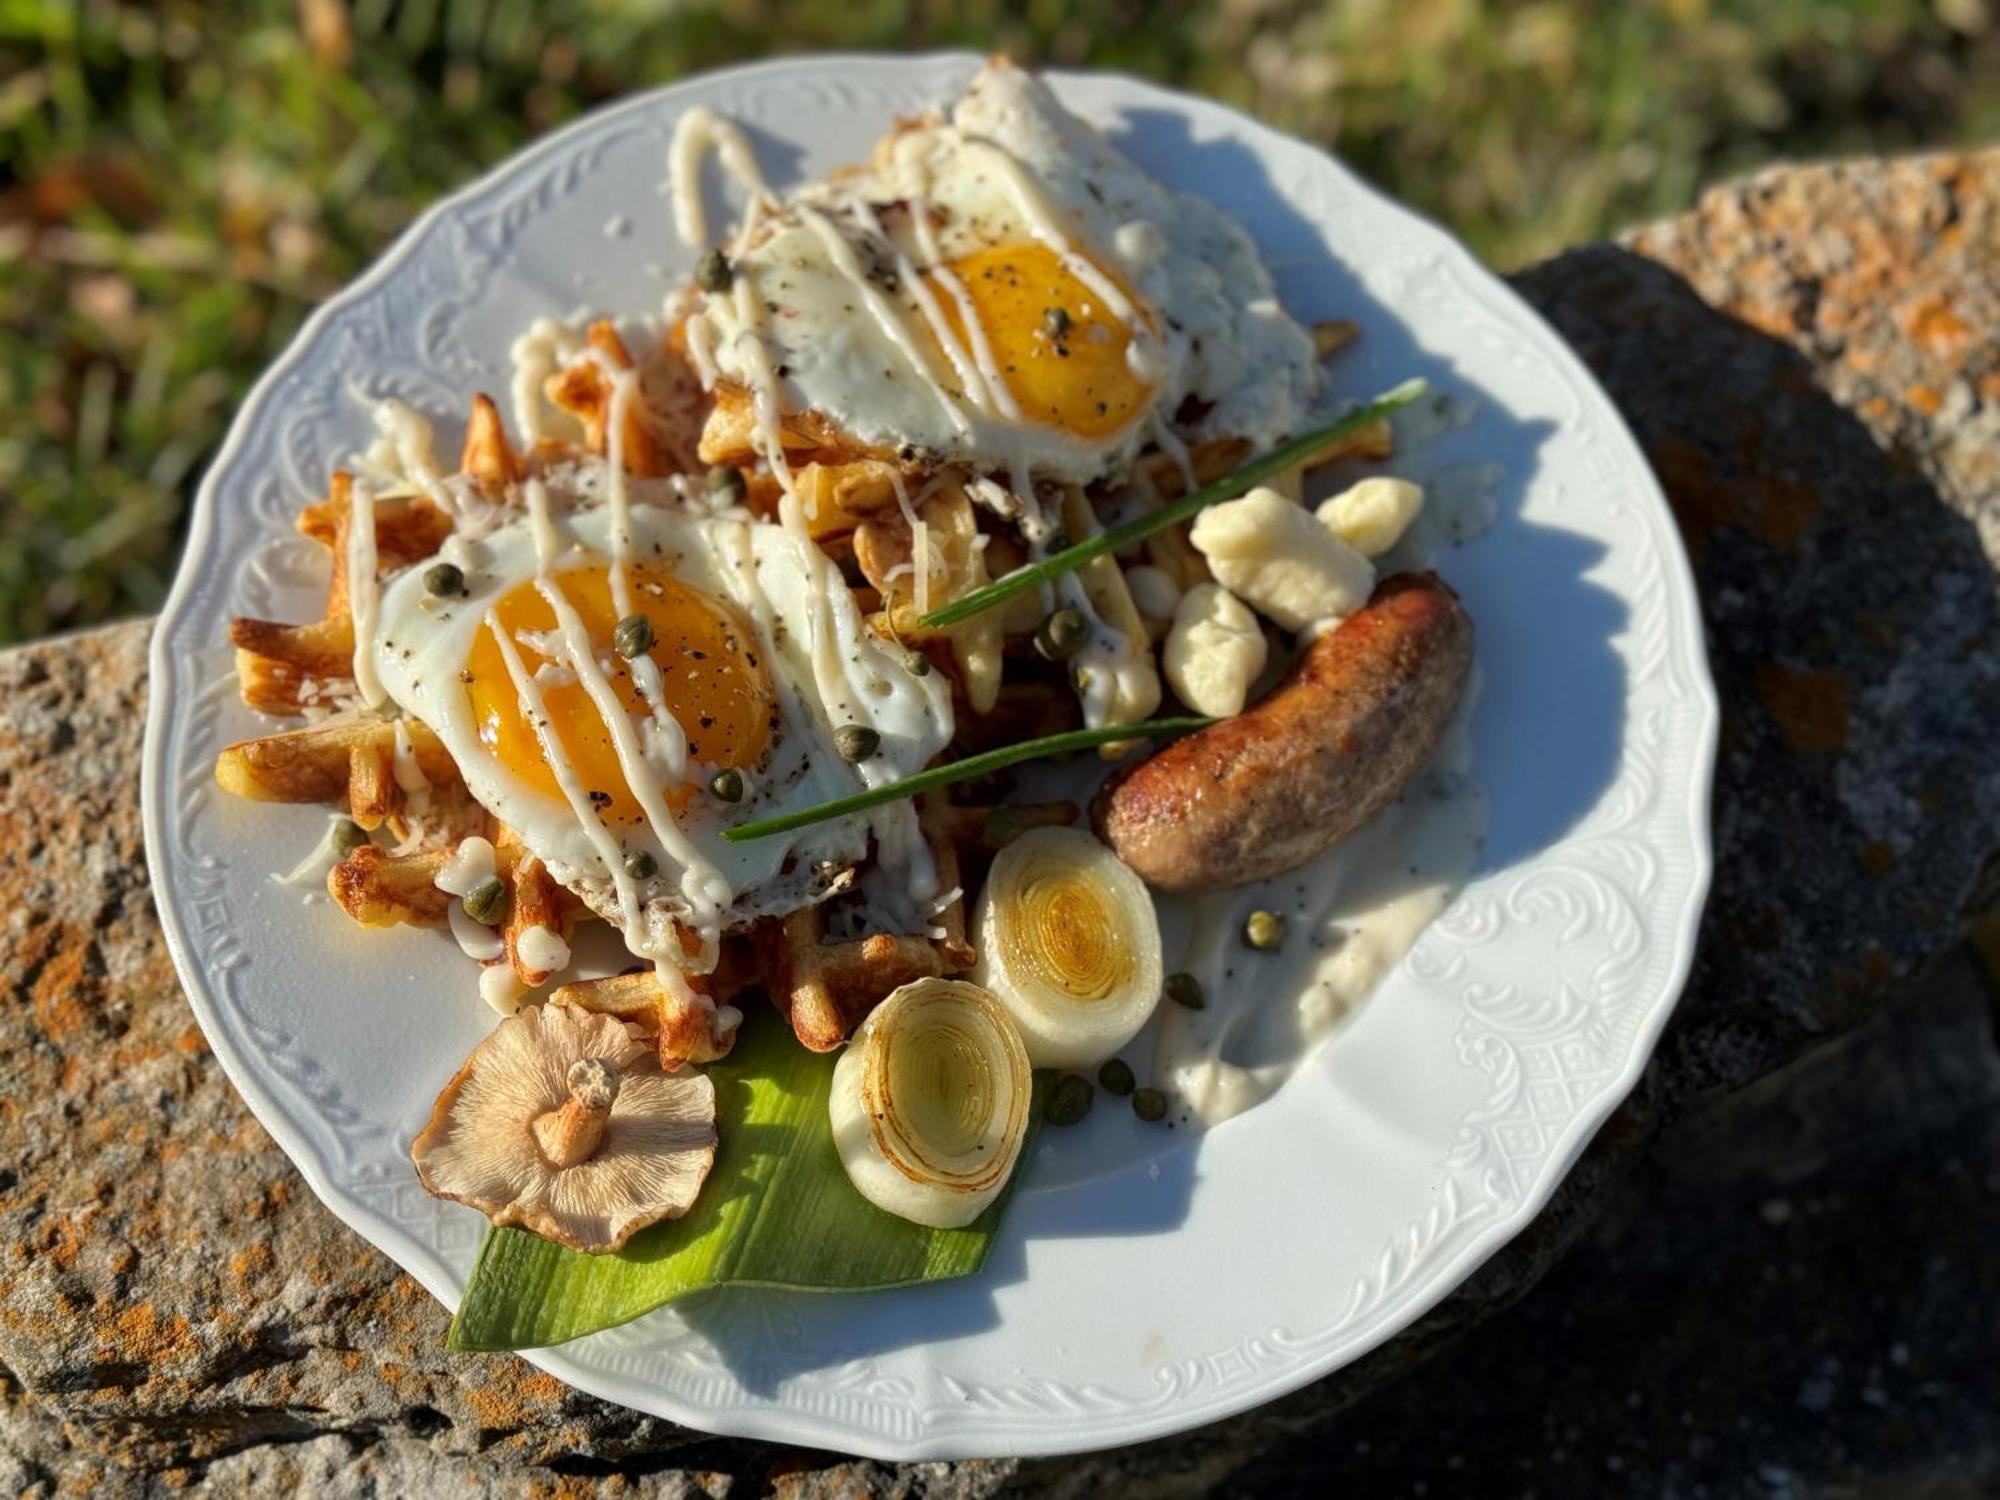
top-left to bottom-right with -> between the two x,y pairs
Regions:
2,0 -> 1995,644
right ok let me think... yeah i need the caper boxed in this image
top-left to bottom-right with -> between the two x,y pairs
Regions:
623,849 -> 658,880
1097,1058 -> 1136,1097
1164,971 -> 1205,1010
696,248 -> 734,293
1033,607 -> 1090,662
1042,306 -> 1073,340
707,465 -> 747,503
423,562 -> 465,597
1045,1073 -> 1094,1127
461,876 -> 509,927
1132,1087 -> 1169,1123
901,648 -> 931,677
1243,909 -> 1287,950
330,818 -> 368,857
612,613 -> 654,660
834,723 -> 880,762
710,767 -> 746,803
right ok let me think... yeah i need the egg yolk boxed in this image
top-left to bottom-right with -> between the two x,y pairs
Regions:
932,241 -> 1155,440
463,563 -> 775,825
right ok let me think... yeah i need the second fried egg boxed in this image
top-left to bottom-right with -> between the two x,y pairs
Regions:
372,473 -> 954,963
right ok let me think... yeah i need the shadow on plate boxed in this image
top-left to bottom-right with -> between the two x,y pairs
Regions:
1110,106 -> 1630,879
640,113 -> 1641,1395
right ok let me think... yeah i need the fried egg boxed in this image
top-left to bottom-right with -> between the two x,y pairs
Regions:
371,462 -> 954,971
685,58 -> 1323,486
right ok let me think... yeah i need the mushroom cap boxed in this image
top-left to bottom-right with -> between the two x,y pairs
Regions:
411,1002 -> 717,1254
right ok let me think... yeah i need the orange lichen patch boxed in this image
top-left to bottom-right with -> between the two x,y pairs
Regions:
1902,294 -> 1970,357
173,1026 -> 207,1054
35,1216 -> 84,1270
27,927 -> 91,1041
1756,663 -> 1851,754
464,1367 -> 569,1430
229,1242 -> 275,1282
1905,384 -> 1943,417
1859,840 -> 1897,877
102,1302 -> 197,1367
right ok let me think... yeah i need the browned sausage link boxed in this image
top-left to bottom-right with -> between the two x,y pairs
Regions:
1093,572 -> 1473,892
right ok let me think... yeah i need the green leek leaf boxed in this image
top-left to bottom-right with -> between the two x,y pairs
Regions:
448,1013 -> 1036,1352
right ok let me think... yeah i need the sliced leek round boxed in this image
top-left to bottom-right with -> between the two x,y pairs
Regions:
830,978 -> 1033,1229
971,826 -> 1164,1068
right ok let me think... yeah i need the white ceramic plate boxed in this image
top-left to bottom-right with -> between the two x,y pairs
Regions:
142,52 -> 1716,1459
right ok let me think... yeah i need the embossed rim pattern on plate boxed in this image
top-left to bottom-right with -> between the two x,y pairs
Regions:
142,52 -> 1717,1459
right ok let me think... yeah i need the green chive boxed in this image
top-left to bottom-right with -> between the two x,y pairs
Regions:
721,716 -> 1214,843
917,379 -> 1428,631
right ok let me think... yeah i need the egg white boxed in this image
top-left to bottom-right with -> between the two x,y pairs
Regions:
372,474 -> 954,949
692,59 -> 1324,484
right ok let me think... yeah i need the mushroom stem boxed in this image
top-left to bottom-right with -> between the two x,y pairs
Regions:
533,1057 -> 621,1168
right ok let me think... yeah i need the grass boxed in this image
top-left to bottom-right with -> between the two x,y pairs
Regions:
1,0 -> 1995,643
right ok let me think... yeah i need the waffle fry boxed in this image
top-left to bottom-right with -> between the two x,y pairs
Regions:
552,936 -> 760,1069
791,459 -> 908,539
327,824 -> 582,984
215,712 -> 458,815
459,393 -> 525,491
231,474 -> 454,714
855,479 -> 1004,713
543,320 -> 670,476
765,912 -> 944,1053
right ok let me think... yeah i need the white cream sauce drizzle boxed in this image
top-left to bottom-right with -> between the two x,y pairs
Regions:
390,719 -> 430,796
345,476 -> 386,709
590,355 -> 686,772
669,106 -> 773,247
848,199 -> 993,418
1147,413 -> 1199,495
517,922 -> 572,976
515,478 -> 723,986
480,964 -> 528,1015
902,190 -> 1022,423
1151,692 -> 1485,1125
711,277 -> 940,917
270,814 -> 359,893
793,204 -> 973,444
436,836 -> 507,964
509,317 -> 586,444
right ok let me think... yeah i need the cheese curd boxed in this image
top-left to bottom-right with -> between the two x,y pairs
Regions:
1317,476 -> 1425,559
1189,486 -> 1374,631
1163,583 -> 1266,718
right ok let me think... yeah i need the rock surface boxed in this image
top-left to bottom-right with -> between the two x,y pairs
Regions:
1,148 -> 1997,1494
